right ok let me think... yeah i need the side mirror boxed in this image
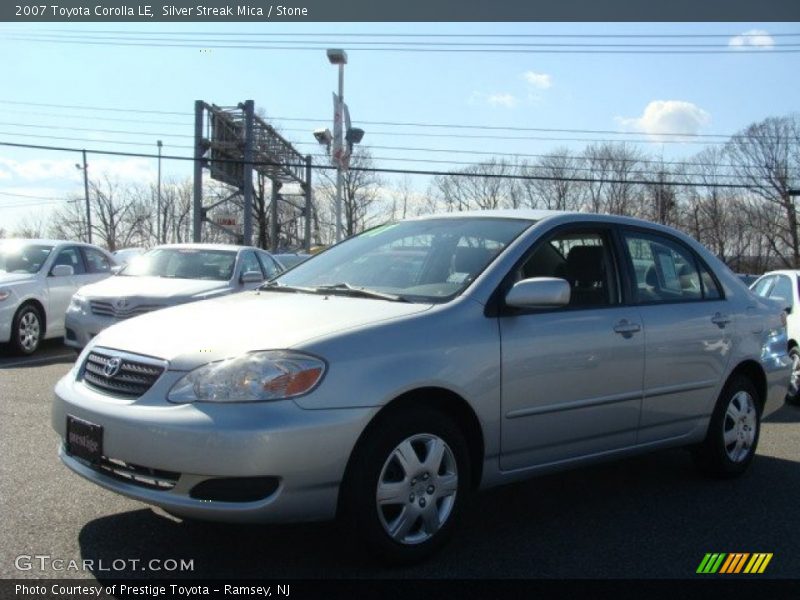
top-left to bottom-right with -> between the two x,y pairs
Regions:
505,277 -> 570,309
240,270 -> 264,284
51,264 -> 74,277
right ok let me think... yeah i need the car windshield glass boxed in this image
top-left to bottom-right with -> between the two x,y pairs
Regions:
121,248 -> 237,281
273,218 -> 533,303
0,242 -> 54,274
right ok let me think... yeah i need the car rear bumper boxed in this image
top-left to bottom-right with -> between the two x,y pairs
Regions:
762,351 -> 792,418
52,373 -> 376,523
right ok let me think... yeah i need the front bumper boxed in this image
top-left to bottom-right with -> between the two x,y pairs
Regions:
52,372 -> 376,523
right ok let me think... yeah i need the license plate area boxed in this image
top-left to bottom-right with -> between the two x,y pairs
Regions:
66,415 -> 103,463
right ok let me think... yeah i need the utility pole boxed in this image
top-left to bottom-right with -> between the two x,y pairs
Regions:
192,100 -> 204,243
242,99 -> 255,247
156,140 -> 163,244
75,150 -> 92,244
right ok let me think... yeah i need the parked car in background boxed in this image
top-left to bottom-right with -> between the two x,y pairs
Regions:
53,211 -> 790,563
750,270 -> 800,404
274,252 -> 311,269
112,247 -> 147,266
737,273 -> 759,287
0,239 -> 116,354
64,244 -> 284,350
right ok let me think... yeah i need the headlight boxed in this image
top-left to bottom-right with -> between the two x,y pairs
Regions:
167,350 -> 326,404
0,289 -> 10,301
67,294 -> 87,312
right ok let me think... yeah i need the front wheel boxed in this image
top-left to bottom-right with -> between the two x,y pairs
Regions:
341,406 -> 471,564
786,347 -> 800,405
693,375 -> 760,478
12,304 -> 43,355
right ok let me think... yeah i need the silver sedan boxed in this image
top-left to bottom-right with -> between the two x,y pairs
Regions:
52,211 -> 791,563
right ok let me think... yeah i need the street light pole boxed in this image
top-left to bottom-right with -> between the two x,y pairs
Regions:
335,60 -> 344,242
78,150 -> 92,244
327,48 -> 347,243
157,140 -> 163,244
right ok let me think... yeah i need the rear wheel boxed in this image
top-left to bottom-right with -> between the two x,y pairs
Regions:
786,347 -> 800,405
341,406 -> 470,564
693,375 -> 760,478
12,304 -> 43,355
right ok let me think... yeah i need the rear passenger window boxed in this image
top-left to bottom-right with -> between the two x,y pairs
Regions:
624,232 -> 705,304
699,261 -> 722,300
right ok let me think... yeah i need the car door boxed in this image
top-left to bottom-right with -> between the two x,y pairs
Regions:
46,246 -> 87,335
619,228 -> 733,444
499,225 -> 644,471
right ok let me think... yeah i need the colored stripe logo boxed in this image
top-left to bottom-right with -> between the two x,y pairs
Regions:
697,553 -> 773,574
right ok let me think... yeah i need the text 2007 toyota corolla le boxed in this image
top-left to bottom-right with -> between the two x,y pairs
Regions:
53,210 -> 791,563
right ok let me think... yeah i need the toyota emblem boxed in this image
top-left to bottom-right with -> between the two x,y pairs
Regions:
103,357 -> 122,378
113,297 -> 129,310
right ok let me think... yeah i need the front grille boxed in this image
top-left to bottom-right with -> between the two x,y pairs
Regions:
93,456 -> 179,491
81,351 -> 165,398
90,300 -> 164,320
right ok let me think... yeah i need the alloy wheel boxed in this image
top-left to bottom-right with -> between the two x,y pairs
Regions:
375,433 -> 458,545
723,390 -> 757,463
18,311 -> 41,353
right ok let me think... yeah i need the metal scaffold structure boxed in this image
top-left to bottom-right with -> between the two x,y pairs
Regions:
192,99 -> 313,251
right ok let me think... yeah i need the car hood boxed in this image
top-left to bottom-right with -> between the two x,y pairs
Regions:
0,272 -> 36,286
91,291 -> 434,369
77,276 -> 230,301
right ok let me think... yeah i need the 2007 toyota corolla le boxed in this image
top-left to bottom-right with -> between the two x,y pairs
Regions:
53,210 -> 791,563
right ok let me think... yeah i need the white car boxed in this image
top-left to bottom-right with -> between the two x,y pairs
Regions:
0,239 -> 117,355
65,244 -> 284,350
750,270 -> 800,403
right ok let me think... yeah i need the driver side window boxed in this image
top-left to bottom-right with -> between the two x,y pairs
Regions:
516,230 -> 618,308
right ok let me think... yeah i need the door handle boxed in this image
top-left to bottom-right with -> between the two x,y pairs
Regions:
711,313 -> 731,328
613,320 -> 641,337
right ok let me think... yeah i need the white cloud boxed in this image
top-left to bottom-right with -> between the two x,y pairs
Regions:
522,71 -> 552,89
486,93 -> 519,108
616,100 -> 711,140
728,29 -> 775,50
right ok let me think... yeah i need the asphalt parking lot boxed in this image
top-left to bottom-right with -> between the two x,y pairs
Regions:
2,342 -> 800,580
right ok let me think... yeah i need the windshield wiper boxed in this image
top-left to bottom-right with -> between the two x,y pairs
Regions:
315,282 -> 409,303
259,281 -> 319,294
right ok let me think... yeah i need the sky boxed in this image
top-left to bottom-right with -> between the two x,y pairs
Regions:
0,21 -> 798,233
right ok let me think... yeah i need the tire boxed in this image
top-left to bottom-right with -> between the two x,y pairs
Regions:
693,375 -> 761,478
786,347 -> 800,405
340,405 -> 471,565
11,304 -> 43,355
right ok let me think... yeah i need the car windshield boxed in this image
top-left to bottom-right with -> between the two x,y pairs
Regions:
273,217 -> 533,303
120,248 -> 237,281
0,242 -> 54,274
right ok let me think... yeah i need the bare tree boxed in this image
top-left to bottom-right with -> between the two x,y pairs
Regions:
316,148 -> 385,240
518,149 -> 586,211
726,115 -> 800,267
430,158 -> 518,212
